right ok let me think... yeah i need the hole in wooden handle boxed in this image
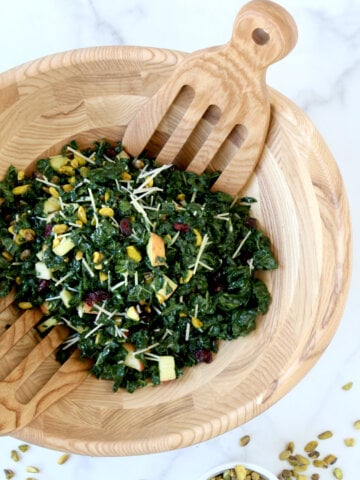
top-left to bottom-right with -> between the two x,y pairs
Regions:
252,28 -> 270,45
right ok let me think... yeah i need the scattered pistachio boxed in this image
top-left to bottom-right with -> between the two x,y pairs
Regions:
287,456 -> 298,467
3,469 -> 15,480
293,465 -> 307,472
317,430 -> 333,440
62,183 -> 73,192
133,158 -> 144,169
2,251 -> 13,261
286,441 -> 295,454
353,419 -> 360,429
10,450 -> 20,462
25,467 -> 40,474
333,467 -> 343,479
77,206 -> 87,224
278,469 -> 292,479
98,206 -> 115,217
308,450 -> 320,459
121,172 -> 132,180
344,437 -> 355,447
295,454 -> 309,466
92,251 -> 104,264
52,224 -> 69,234
18,444 -> 30,452
313,459 -> 327,468
304,440 -> 318,453
17,170 -> 25,181
18,301 -> 33,309
279,449 -> 291,461
59,165 -> 75,176
324,454 -> 337,465
75,250 -> 84,261
57,453 -> 71,465
341,381 -> 353,391
20,249 -> 31,261
99,271 -> 108,282
12,184 -> 31,195
48,186 -> 60,198
239,434 -> 250,447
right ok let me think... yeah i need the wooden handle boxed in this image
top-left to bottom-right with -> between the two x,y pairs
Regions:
0,349 -> 91,434
229,0 -> 298,68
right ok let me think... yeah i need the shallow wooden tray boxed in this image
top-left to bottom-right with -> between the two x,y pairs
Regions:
0,46 -> 351,456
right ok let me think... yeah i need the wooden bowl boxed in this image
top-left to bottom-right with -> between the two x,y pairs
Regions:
0,46 -> 351,455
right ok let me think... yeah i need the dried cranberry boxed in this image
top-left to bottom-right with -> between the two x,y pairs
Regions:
84,290 -> 110,306
173,222 -> 190,233
244,217 -> 257,228
44,224 -> 53,237
119,218 -> 132,236
38,279 -> 50,293
209,271 -> 226,294
105,147 -> 116,158
194,349 -> 213,364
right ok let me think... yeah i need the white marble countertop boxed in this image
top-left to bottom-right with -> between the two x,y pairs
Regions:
0,0 -> 359,479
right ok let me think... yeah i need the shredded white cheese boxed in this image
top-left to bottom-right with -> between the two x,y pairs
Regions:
81,257 -> 95,277
192,233 -> 210,275
232,230 -> 252,259
67,145 -> 96,164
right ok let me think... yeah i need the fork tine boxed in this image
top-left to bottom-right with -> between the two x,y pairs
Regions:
185,119 -> 232,175
19,350 -> 91,426
0,308 -> 43,360
30,349 -> 91,405
211,129 -> 267,197
0,291 -> 16,314
4,325 -> 69,384
156,95 -> 210,165
123,80 -> 184,157
1,348 -> 90,434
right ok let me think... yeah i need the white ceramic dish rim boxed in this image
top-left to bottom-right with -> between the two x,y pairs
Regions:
197,462 -> 278,480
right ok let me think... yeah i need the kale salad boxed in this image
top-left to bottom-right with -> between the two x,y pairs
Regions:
0,140 -> 277,393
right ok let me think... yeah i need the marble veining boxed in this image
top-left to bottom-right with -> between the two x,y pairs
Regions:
0,1 -> 359,479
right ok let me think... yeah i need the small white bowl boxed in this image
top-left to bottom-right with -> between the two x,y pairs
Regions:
198,462 -> 278,480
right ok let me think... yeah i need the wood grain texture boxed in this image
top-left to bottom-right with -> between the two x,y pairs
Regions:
0,305 -> 91,434
0,44 -> 351,455
123,0 -> 298,197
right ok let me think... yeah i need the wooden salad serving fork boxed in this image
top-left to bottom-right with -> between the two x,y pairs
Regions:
123,0 -> 297,197
0,292 -> 91,434
0,0 -> 297,435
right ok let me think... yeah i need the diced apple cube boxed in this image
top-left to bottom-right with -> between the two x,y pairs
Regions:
77,302 -> 97,317
126,306 -> 140,321
49,155 -> 68,172
52,237 -> 75,256
146,232 -> 166,266
60,289 -> 73,308
159,355 -> 176,382
155,275 -> 177,304
36,245 -> 48,261
35,261 -> 53,280
40,301 -> 51,314
123,343 -> 144,372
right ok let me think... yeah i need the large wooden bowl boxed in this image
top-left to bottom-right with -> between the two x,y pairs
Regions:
0,46 -> 351,455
